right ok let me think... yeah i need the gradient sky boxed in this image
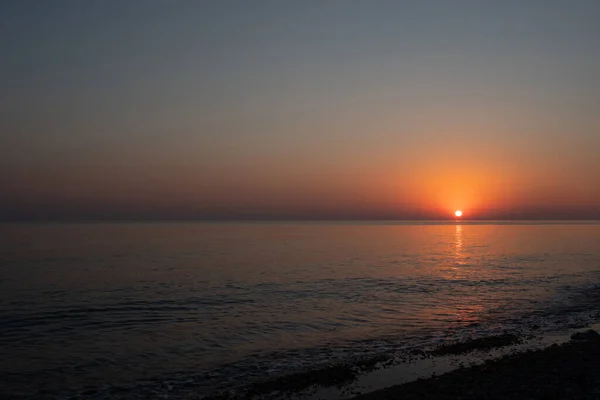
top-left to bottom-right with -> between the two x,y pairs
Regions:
2,0 -> 600,220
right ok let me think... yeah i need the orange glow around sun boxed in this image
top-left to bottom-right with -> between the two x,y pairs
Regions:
455,210 -> 463,217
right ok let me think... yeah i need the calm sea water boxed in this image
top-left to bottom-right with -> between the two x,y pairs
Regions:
2,222 -> 600,399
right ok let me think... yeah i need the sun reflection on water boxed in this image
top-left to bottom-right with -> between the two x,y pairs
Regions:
455,224 -> 463,264
435,223 -> 486,327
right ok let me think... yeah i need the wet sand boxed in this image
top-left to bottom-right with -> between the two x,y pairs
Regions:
352,330 -> 600,400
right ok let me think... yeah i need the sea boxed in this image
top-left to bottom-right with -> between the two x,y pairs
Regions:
1,221 -> 600,399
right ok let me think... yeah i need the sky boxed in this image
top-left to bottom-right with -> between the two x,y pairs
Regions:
1,0 -> 600,220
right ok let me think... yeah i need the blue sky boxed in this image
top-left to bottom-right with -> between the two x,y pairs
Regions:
2,0 -> 600,220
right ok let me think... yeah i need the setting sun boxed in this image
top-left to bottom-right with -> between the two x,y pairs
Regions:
455,210 -> 463,217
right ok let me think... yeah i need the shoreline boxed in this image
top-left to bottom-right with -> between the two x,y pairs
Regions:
206,325 -> 599,399
6,327 -> 600,399
352,329 -> 600,400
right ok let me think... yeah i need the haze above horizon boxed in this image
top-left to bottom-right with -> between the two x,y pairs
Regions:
2,1 -> 599,221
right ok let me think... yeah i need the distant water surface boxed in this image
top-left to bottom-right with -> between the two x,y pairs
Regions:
1,222 -> 600,398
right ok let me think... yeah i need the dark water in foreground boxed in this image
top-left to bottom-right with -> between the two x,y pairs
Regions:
1,222 -> 600,399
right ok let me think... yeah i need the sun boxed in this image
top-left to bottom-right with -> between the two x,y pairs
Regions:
454,210 -> 463,217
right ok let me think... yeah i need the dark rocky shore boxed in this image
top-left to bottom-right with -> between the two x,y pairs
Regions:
54,330 -> 600,399
353,330 -> 600,400
207,333 -> 561,399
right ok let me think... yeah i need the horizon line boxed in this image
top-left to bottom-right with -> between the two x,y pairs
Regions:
2,219 -> 600,224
